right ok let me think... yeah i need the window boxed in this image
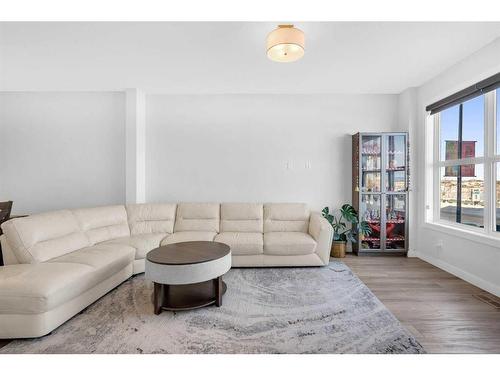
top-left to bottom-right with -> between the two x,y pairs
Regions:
497,90 -> 500,155
440,164 -> 484,227
438,95 -> 485,228
430,87 -> 500,236
496,163 -> 500,231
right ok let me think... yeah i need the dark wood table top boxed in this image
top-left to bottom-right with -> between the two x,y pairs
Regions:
147,241 -> 230,266
9,215 -> 28,219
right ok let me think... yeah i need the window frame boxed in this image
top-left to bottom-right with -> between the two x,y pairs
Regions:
493,90 -> 500,233
429,89 -> 500,239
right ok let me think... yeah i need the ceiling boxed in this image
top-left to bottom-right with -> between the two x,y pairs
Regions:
1,22 -> 500,94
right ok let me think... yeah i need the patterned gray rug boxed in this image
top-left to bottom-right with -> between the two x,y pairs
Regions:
0,261 -> 424,354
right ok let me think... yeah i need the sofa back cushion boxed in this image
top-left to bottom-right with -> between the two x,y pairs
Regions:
263,203 -> 310,233
126,203 -> 177,235
72,205 -> 130,244
0,210 -> 90,264
174,203 -> 220,232
220,203 -> 263,233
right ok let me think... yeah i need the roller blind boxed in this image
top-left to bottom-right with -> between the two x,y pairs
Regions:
426,72 -> 500,115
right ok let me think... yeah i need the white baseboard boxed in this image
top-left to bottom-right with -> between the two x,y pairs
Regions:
407,249 -> 418,258
413,251 -> 500,297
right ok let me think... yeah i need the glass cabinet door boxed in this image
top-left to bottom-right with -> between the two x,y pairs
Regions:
361,135 -> 382,192
385,134 -> 407,192
385,194 -> 406,250
360,194 -> 382,250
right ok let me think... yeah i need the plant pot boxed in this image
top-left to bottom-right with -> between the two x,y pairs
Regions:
331,241 -> 346,258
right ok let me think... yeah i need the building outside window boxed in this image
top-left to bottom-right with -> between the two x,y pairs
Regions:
430,87 -> 500,236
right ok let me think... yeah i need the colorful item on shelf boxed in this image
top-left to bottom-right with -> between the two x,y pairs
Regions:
385,223 -> 396,237
368,222 -> 380,235
362,138 -> 381,154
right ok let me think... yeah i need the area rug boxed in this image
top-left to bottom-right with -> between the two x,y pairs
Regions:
0,261 -> 425,354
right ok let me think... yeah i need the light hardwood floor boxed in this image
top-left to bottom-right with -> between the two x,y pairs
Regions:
342,254 -> 500,354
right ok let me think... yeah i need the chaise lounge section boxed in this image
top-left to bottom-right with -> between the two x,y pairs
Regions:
0,202 -> 333,338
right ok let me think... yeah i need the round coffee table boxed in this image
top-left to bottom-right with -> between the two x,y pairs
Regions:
145,241 -> 231,314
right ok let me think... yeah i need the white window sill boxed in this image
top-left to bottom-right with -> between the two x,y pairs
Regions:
423,221 -> 500,248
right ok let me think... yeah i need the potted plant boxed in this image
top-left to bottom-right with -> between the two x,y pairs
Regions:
322,204 -> 371,258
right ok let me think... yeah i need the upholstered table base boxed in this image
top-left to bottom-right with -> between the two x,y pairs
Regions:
145,242 -> 231,315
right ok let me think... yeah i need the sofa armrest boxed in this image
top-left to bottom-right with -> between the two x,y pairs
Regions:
308,213 -> 333,265
1,234 -> 20,265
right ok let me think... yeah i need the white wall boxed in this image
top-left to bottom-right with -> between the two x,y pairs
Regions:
414,38 -> 500,296
146,94 -> 400,211
0,92 -> 126,214
0,92 -> 399,216
397,87 -> 418,254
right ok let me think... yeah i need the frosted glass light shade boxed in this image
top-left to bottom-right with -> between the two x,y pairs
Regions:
266,25 -> 305,62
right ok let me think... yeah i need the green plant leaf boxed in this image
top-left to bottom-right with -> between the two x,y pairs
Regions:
323,203 -> 365,243
358,221 -> 372,236
340,204 -> 358,224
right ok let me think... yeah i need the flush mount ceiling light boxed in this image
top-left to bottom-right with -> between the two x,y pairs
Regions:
266,24 -> 305,63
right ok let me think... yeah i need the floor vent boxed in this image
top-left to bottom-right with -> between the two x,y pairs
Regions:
473,294 -> 500,309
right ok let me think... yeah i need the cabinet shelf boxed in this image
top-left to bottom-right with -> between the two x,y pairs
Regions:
386,167 -> 406,172
361,236 -> 406,243
362,168 -> 405,173
364,220 -> 405,224
386,236 -> 405,242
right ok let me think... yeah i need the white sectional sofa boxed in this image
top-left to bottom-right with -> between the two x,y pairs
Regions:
0,202 -> 333,339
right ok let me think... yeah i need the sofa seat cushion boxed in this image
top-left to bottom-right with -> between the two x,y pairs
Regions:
160,231 -> 216,246
264,232 -> 317,256
48,244 -> 135,291
0,243 -> 133,315
0,263 -> 96,314
214,232 -> 263,255
102,233 -> 166,260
